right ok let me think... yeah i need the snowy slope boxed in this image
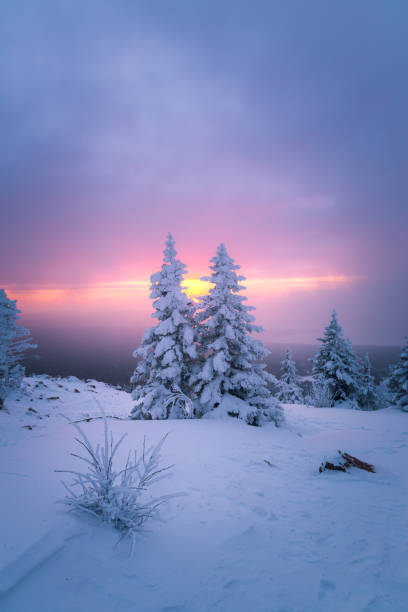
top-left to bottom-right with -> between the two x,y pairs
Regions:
0,376 -> 407,611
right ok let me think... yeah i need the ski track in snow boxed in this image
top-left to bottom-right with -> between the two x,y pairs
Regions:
0,376 -> 407,611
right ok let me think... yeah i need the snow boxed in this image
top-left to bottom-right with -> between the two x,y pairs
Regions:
389,337 -> 408,411
192,244 -> 282,424
131,234 -> 197,420
0,288 -> 36,400
1,375 -> 408,611
313,310 -> 362,406
277,347 -> 303,403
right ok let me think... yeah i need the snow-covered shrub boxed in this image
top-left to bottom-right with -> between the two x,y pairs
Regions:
57,414 -> 173,551
0,288 -> 36,403
205,393 -> 282,427
312,310 -> 361,406
132,385 -> 194,420
306,375 -> 334,408
130,234 -> 196,420
277,348 -> 303,404
163,386 -> 193,418
191,243 -> 283,426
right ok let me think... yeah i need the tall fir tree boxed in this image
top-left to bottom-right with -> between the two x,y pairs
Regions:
312,310 -> 361,406
277,348 -> 303,404
0,289 -> 36,404
130,234 -> 197,420
388,337 -> 408,412
191,243 -> 283,426
357,353 -> 379,410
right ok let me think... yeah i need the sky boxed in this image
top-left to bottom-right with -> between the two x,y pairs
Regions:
1,0 -> 407,346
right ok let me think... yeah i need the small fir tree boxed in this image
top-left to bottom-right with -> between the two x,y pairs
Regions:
0,288 -> 36,404
386,363 -> 400,399
277,348 -> 303,404
312,310 -> 361,406
376,377 -> 392,407
357,353 -> 379,410
191,244 -> 283,426
130,234 -> 197,420
388,338 -> 408,412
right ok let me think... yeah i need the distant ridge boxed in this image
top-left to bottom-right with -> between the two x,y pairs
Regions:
24,325 -> 401,386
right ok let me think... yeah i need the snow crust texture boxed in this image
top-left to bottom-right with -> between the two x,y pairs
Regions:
1,376 -> 407,611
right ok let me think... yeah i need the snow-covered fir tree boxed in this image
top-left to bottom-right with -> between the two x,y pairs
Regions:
388,337 -> 408,412
191,244 -> 283,426
0,288 -> 36,404
386,363 -> 400,399
357,353 -> 379,410
277,348 -> 303,404
130,234 -> 197,420
312,310 -> 361,406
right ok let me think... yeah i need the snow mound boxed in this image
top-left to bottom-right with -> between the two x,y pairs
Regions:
0,377 -> 407,611
202,393 -> 275,426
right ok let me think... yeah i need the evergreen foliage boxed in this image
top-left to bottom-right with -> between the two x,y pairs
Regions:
386,363 -> 400,398
388,338 -> 408,411
312,310 -> 361,406
191,244 -> 283,425
0,288 -> 36,403
130,234 -> 197,420
357,353 -> 379,410
277,348 -> 303,404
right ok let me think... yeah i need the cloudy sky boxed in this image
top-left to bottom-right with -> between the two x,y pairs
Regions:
1,0 -> 407,345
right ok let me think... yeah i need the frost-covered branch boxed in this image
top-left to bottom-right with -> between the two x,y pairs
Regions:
56,413 -> 174,550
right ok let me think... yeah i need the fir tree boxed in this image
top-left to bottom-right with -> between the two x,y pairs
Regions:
386,363 -> 400,398
386,362 -> 402,405
130,234 -> 197,420
357,353 -> 379,410
388,337 -> 408,412
312,310 -> 361,406
277,348 -> 303,404
0,288 -> 36,404
191,244 -> 283,426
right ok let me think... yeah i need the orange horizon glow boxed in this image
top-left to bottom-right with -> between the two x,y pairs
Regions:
5,274 -> 357,313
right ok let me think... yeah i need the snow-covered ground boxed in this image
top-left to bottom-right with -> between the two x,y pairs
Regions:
0,376 -> 407,611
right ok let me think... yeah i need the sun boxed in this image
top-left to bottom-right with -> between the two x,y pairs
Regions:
181,278 -> 211,300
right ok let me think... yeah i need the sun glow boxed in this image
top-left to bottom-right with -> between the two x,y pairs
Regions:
181,278 -> 211,298
182,275 -> 353,297
5,274 -> 355,311
246,275 -> 351,293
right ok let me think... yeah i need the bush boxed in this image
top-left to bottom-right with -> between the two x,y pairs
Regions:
306,376 -> 334,408
57,413 -> 173,553
131,385 -> 193,420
